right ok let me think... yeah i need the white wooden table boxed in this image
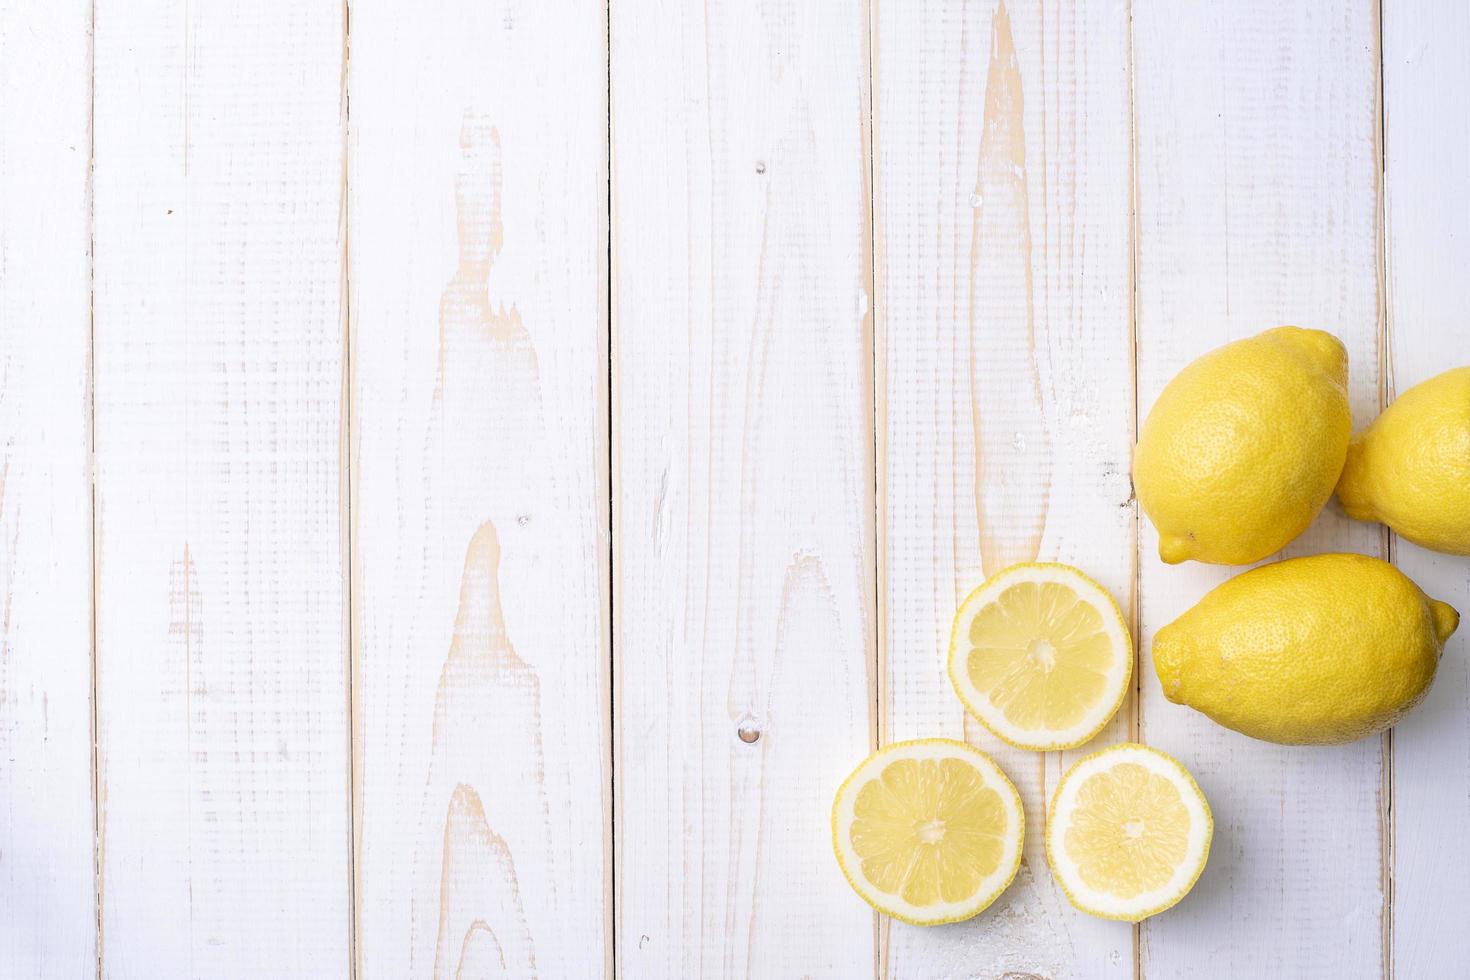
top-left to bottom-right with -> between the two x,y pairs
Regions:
1,0 -> 1466,976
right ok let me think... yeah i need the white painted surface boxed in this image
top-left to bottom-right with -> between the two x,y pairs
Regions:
1382,2 -> 1470,975
610,0 -> 877,976
0,0 -> 1467,976
0,2 -> 97,976
92,0 -> 351,975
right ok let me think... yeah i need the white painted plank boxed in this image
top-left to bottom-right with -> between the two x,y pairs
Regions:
1382,2 -> 1470,974
1133,1 -> 1385,975
610,0 -> 876,975
876,1 -> 1136,975
0,1 -> 97,975
91,1 -> 351,975
348,0 -> 610,976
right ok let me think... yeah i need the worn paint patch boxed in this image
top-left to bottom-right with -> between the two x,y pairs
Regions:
399,109 -> 567,977
455,921 -> 509,978
419,522 -> 550,978
969,0 -> 1052,577
437,114 -> 538,393
433,784 -> 533,979
433,113 -> 546,525
167,545 -> 205,702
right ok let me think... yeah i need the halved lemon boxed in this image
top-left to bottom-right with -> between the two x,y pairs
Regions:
948,562 -> 1132,750
831,739 -> 1023,925
1045,743 -> 1212,921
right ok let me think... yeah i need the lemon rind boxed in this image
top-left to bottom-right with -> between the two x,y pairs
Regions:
1044,742 -> 1213,923
830,738 -> 1025,926
947,562 -> 1134,751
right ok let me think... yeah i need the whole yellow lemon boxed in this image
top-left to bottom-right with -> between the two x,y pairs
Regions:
1336,366 -> 1470,556
1152,553 -> 1459,745
1134,327 -> 1351,565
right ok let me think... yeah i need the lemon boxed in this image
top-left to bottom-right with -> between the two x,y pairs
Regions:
1046,743 -> 1212,921
830,739 -> 1024,925
1336,366 -> 1470,556
1134,326 -> 1351,565
947,563 -> 1132,750
1153,553 -> 1460,745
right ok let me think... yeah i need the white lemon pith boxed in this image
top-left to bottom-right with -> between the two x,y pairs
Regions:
831,739 -> 1024,925
1046,743 -> 1212,922
948,563 -> 1133,750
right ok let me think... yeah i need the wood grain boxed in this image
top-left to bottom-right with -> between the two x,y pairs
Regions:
0,1 -> 97,975
91,0 -> 351,974
1382,1 -> 1470,974
610,0 -> 878,974
1132,1 -> 1386,975
348,0 -> 611,975
875,0 -> 1136,974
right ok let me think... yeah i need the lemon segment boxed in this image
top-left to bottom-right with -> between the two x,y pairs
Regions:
831,739 -> 1024,925
948,563 -> 1132,750
1046,743 -> 1212,921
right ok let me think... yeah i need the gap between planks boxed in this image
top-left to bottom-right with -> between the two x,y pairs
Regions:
341,0 -> 362,968
1125,0 -> 1143,975
865,0 -> 886,973
604,0 -> 618,974
87,0 -> 102,974
1372,2 -> 1395,975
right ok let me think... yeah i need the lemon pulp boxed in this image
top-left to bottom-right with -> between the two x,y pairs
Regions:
832,739 -> 1024,925
1066,762 -> 1189,899
949,564 -> 1132,750
851,756 -> 1007,906
968,580 -> 1112,730
1045,743 -> 1212,921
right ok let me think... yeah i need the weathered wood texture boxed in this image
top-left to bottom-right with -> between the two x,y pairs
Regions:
1133,1 -> 1386,976
348,0 -> 611,976
92,0 -> 352,974
611,0 -> 878,975
875,0 -> 1136,975
0,1 -> 97,975
1383,2 -> 1470,975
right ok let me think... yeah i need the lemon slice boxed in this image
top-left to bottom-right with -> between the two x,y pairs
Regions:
1046,743 -> 1212,921
948,562 -> 1132,750
831,739 -> 1023,925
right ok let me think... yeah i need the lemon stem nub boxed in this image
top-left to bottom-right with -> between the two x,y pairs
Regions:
1158,534 -> 1192,565
1431,599 -> 1461,648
